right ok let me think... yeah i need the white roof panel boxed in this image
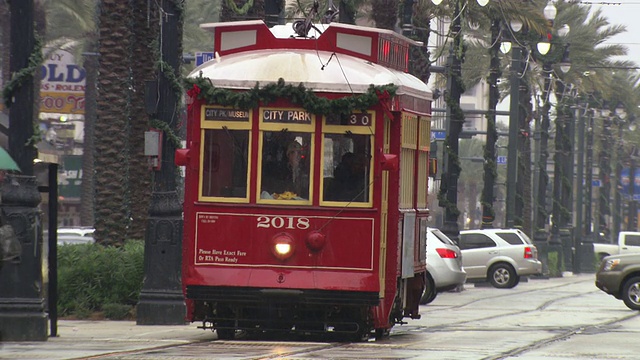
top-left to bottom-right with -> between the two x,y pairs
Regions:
188,49 -> 431,100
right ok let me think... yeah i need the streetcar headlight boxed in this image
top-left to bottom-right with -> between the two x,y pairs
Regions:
275,243 -> 292,255
271,233 -> 295,260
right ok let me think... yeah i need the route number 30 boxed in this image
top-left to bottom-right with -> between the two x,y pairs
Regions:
257,216 -> 310,229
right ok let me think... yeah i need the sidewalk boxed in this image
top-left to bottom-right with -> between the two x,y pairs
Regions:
0,320 -> 213,360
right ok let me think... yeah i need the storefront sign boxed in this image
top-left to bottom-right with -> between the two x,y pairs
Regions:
40,49 -> 86,114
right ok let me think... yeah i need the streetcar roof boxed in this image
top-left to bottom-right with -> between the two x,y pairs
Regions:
188,49 -> 431,100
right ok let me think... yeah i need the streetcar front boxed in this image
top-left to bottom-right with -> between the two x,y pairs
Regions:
176,20 -> 432,340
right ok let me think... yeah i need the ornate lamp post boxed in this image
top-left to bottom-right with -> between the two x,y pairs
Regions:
433,0 -> 489,242
0,0 -> 48,341
136,0 -> 186,325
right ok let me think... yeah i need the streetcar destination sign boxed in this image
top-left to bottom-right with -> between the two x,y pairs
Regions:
204,107 -> 250,121
262,109 -> 312,124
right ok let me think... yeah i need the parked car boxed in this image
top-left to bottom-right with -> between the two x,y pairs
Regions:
58,227 -> 95,237
593,231 -> 640,261
420,228 -> 466,304
57,234 -> 95,246
459,229 -> 542,289
595,253 -> 640,310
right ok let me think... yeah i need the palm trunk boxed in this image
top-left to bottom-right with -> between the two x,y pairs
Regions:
80,42 -> 98,227
127,0 -> 159,240
95,0 -> 133,246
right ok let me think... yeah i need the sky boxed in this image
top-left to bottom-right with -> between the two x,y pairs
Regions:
591,1 -> 640,66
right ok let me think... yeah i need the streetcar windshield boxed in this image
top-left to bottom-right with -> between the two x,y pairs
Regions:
260,132 -> 312,201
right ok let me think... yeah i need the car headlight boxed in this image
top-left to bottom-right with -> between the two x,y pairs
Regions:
603,258 -> 620,271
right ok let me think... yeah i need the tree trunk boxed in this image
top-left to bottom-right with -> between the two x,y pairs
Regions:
371,0 -> 398,30
127,0 -> 159,240
80,42 -> 98,227
95,0 -> 133,246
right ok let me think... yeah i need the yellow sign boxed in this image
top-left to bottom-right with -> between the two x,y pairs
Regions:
40,49 -> 86,114
40,91 -> 85,114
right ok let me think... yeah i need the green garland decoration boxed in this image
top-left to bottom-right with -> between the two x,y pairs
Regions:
150,118 -> 182,149
185,77 -> 398,118
226,0 -> 254,15
2,36 -> 44,108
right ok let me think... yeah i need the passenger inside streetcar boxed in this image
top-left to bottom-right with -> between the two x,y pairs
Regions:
331,152 -> 368,201
261,135 -> 311,200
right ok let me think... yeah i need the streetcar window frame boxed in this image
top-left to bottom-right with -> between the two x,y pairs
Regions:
198,106 -> 252,203
320,111 -> 375,208
256,107 -> 315,205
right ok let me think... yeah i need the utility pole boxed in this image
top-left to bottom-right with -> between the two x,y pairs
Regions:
136,0 -> 186,325
0,0 -> 48,341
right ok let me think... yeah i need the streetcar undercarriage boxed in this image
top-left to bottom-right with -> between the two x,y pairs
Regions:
188,286 -> 379,340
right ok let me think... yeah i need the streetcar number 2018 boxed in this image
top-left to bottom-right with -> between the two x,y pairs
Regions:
256,216 -> 310,229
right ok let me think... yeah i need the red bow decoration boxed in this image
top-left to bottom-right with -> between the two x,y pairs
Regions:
376,90 -> 394,121
186,84 -> 201,111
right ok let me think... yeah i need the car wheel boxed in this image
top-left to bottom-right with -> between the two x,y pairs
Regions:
488,263 -> 517,289
622,276 -> 640,311
512,275 -> 521,287
216,328 -> 235,340
419,274 -> 437,305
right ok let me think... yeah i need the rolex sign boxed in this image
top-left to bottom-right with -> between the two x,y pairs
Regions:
40,49 -> 85,114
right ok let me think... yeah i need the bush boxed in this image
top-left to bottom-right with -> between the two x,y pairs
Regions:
57,240 -> 144,318
547,251 -> 564,277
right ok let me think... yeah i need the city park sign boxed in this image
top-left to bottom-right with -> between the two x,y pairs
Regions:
40,49 -> 85,114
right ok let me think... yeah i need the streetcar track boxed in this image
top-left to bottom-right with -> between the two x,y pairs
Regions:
484,311 -> 640,360
392,282 -> 601,333
85,276 -> 626,360
425,277 -> 595,311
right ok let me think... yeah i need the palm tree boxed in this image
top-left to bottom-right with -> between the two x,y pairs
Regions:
94,0 -> 133,246
127,0 -> 160,240
220,0 -> 266,22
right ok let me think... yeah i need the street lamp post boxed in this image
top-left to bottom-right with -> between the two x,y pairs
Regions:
438,0 -> 464,242
598,109 -> 613,243
574,102 -> 585,273
481,18 -> 502,229
505,45 -> 521,228
0,0 -> 48,341
136,0 -> 186,325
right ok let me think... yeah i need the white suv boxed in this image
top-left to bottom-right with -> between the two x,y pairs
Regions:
459,229 -> 542,288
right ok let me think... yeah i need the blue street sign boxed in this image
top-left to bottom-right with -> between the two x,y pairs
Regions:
592,179 -> 602,187
195,52 -> 215,67
431,131 -> 446,141
496,155 -> 507,165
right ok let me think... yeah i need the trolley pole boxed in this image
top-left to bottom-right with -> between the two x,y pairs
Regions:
0,0 -> 48,341
136,0 -> 186,325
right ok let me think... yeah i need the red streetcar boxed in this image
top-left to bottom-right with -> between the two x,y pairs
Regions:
176,18 -> 433,340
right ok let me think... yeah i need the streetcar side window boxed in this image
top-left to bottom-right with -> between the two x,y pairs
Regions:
322,133 -> 371,203
260,132 -> 311,201
201,129 -> 249,198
